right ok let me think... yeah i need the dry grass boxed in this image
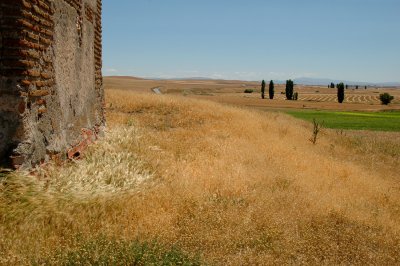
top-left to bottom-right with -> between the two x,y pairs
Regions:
104,76 -> 400,112
1,88 -> 400,265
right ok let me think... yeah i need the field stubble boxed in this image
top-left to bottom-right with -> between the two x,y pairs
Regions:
1,87 -> 400,265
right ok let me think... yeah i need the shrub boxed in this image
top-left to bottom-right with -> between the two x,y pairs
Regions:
337,82 -> 345,103
330,82 -> 335,89
309,118 -> 323,144
379,93 -> 394,105
269,80 -> 275,99
293,92 -> 298,100
285,80 -> 294,100
244,89 -> 254,93
261,80 -> 266,99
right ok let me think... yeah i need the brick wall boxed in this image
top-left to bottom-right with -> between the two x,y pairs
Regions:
0,0 -> 104,168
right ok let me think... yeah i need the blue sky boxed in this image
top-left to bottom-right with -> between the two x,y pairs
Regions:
102,0 -> 400,82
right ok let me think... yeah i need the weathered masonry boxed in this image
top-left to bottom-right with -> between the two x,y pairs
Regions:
0,0 -> 104,168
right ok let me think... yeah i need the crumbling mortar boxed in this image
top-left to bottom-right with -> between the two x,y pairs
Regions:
1,0 -> 104,169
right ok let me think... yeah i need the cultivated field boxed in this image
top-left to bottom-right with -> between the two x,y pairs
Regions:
286,110 -> 400,131
1,78 -> 400,264
104,76 -> 400,112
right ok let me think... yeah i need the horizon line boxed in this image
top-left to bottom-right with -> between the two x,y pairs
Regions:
104,75 -> 400,86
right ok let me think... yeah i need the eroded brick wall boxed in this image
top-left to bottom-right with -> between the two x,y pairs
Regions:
0,0 -> 104,168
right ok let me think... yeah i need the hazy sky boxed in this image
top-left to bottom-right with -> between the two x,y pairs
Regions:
102,0 -> 400,82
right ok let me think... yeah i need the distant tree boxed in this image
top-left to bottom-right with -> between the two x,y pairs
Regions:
269,80 -> 274,99
330,82 -> 335,89
345,84 -> 348,90
293,92 -> 299,100
356,85 -> 359,90
261,80 -> 266,99
286,79 -> 294,100
379,93 -> 394,105
337,82 -> 345,103
365,86 -> 367,90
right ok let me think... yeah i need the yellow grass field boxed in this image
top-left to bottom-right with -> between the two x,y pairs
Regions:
105,76 -> 400,112
1,78 -> 400,265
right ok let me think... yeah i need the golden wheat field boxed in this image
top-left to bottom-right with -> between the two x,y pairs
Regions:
1,82 -> 400,265
105,76 -> 400,111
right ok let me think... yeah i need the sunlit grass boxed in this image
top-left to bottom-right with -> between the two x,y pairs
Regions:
1,89 -> 400,265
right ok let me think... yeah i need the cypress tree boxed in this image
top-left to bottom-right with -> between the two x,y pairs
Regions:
261,80 -> 266,99
286,79 -> 294,100
337,82 -> 345,103
269,80 -> 274,99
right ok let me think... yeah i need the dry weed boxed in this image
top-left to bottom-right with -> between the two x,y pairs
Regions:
1,89 -> 399,265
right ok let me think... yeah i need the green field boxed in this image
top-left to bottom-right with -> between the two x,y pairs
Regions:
286,110 -> 400,131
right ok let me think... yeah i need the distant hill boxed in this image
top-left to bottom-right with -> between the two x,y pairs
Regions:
105,76 -> 147,80
104,75 -> 400,87
293,77 -> 400,87
149,77 -> 217,81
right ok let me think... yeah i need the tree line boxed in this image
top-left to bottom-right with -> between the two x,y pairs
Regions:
259,81 -> 394,104
261,80 -> 347,103
330,83 -> 367,90
261,80 -> 275,100
261,79 -> 297,101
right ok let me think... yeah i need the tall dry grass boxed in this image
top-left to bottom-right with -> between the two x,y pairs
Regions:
1,89 -> 399,265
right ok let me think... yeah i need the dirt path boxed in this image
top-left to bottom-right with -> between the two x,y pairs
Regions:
152,87 -> 162,94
